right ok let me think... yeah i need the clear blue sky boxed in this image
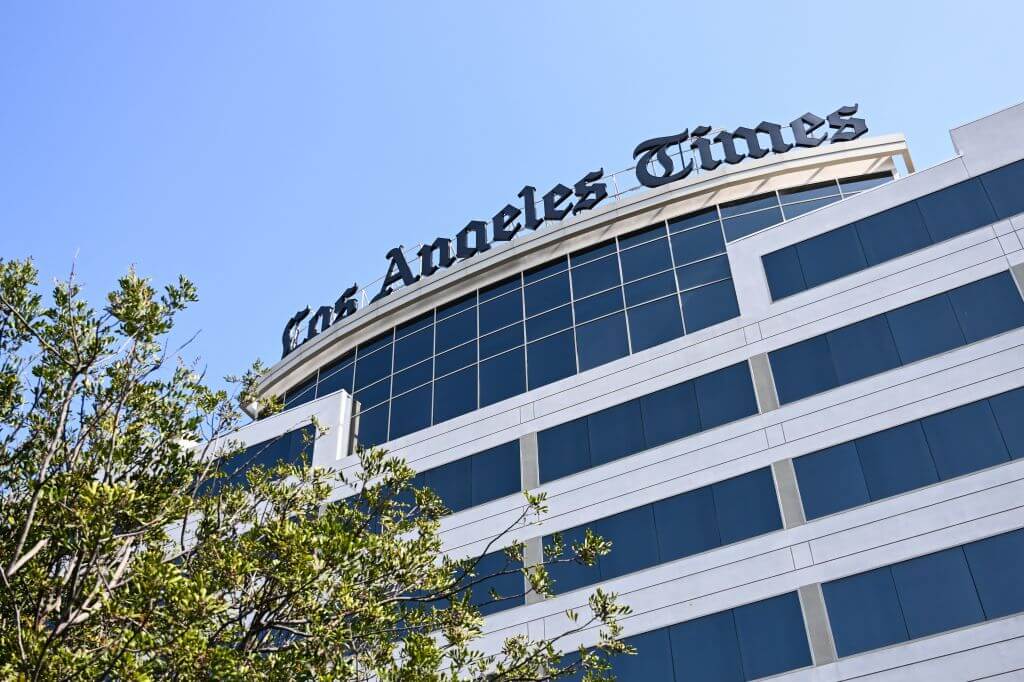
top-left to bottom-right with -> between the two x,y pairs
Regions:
2,1 -> 1021,390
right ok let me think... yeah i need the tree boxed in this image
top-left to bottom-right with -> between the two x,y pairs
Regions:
0,258 -> 630,681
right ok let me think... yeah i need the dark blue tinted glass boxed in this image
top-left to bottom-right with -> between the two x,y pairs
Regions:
781,180 -> 840,203
693,362 -> 758,430
587,399 -> 645,467
467,550 -> 523,616
794,442 -> 870,520
840,173 -> 892,194
712,468 -> 781,545
358,331 -> 394,356
627,296 -> 684,352
396,311 -> 434,337
471,441 -> 520,506
670,611 -> 744,682
770,335 -> 839,404
624,271 -> 676,306
543,525 -> 600,593
527,330 -> 575,389
796,224 -> 867,288
479,323 -> 523,359
668,207 -> 719,233
670,223 -> 725,264
575,312 -> 629,372
781,195 -> 841,218
317,362 -> 353,397
611,629 -> 675,681
353,378 -> 389,410
432,365 -> 477,423
640,381 -> 701,448
538,417 -> 591,483
437,293 -> 476,320
653,486 -> 721,562
981,159 -> 1024,219
434,341 -> 476,377
720,193 -> 779,217
733,592 -> 812,679
964,529 -> 1024,619
855,202 -> 932,266
890,547 -> 984,639
594,506 -> 660,580
573,288 -> 623,323
948,271 -> 1024,343
680,279 -> 740,333
435,307 -> 476,353
826,315 -> 901,384
388,384 -> 432,440
676,254 -> 731,290
284,384 -> 313,410
619,238 -> 672,282
479,274 -> 520,302
526,304 -> 572,340
618,223 -> 667,249
917,177 -> 996,242
524,271 -> 570,316
763,245 -> 807,300
479,349 -> 525,408
479,290 -> 522,334
921,401 -> 1009,479
823,566 -> 908,657
523,256 -> 567,285
856,422 -> 938,500
571,239 -> 616,265
425,457 -> 471,514
355,403 -> 389,449
391,359 -> 431,395
393,326 -> 433,371
354,346 -> 392,390
722,206 -> 783,241
990,388 -> 1024,459
571,255 -> 621,298
886,293 -> 965,364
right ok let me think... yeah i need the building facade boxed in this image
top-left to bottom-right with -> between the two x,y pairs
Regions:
247,102 -> 1024,680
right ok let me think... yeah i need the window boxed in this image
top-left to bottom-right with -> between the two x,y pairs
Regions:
963,529 -> 1024,619
712,467 -> 782,545
796,225 -> 866,288
537,417 -> 591,483
769,336 -> 838,404
732,592 -> 812,679
412,440 -> 520,515
823,565 -> 909,656
206,424 -> 316,495
980,159 -> 1024,219
891,547 -> 984,639
826,315 -> 901,385
990,388 -> 1024,459
587,399 -> 646,467
669,610 -> 745,681
627,295 -> 684,352
920,401 -> 1009,480
792,443 -> 870,521
464,550 -> 524,616
916,177 -> 995,243
855,202 -> 931,267
886,292 -> 965,364
575,312 -> 629,371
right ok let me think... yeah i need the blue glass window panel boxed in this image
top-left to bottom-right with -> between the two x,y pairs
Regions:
538,417 -> 591,484
781,195 -> 841,218
781,180 -> 841,203
763,245 -> 807,300
479,289 -> 522,334
619,223 -> 667,250
388,384 -> 432,440
918,178 -> 997,242
676,254 -> 731,291
627,296 -> 684,352
573,288 -> 623,324
392,359 -> 432,395
570,239 -> 617,265
353,378 -> 390,410
693,362 -> 758,430
670,610 -> 744,682
527,330 -> 576,389
722,206 -> 784,241
624,271 -> 676,306
472,441 -> 520,506
467,550 -> 523,616
826,315 -> 901,384
397,311 -> 434,337
393,326 -> 433,371
425,457 -> 471,514
680,279 -> 740,333
479,274 -> 520,302
921,401 -> 1009,480
523,256 -> 567,285
733,592 -> 812,679
720,193 -> 779,217
354,345 -> 393,390
479,348 -> 525,408
796,225 -> 867,288
358,331 -> 394,356
435,307 -> 477,354
840,173 -> 892,194
437,292 -> 476,320
479,323 -> 523,359
594,505 -> 660,580
575,312 -> 629,372
526,304 -> 573,341
712,468 -> 781,545
981,159 -> 1024,219
990,388 -> 1024,459
524,271 -> 571,316
284,377 -> 316,409
587,399 -> 645,468
543,525 -> 600,593
823,566 -> 908,657
855,202 -> 932,266
571,255 -> 621,298
890,547 -> 985,639
886,293 -> 965,364
770,335 -> 838,404
434,341 -> 476,377
316,361 -> 353,397
432,365 -> 477,423
794,442 -> 871,520
640,381 -> 701,448
653,486 -> 721,562
668,207 -> 719,233
611,629 -> 675,681
670,223 -> 725,264
964,529 -> 1024,620
948,271 -> 1024,343
619,238 -> 673,282
355,403 -> 389,449
856,422 -> 938,500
